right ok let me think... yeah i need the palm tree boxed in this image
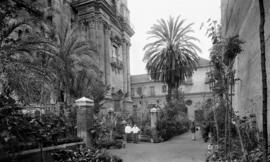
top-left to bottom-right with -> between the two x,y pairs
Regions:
0,8 -> 53,104
143,16 -> 201,102
46,15 -> 99,104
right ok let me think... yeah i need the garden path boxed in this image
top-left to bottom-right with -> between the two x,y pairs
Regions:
110,132 -> 208,162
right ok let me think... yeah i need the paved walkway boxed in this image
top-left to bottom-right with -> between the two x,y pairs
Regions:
110,132 -> 208,162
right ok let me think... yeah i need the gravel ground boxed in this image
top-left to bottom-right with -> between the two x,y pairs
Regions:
110,131 -> 208,162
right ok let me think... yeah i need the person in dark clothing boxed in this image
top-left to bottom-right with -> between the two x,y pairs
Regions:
201,122 -> 210,142
190,121 -> 196,140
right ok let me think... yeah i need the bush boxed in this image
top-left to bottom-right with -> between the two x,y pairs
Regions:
157,117 -> 189,141
51,147 -> 122,162
0,99 -> 80,154
156,99 -> 189,141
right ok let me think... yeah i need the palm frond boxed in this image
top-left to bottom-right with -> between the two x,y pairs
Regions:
144,16 -> 201,91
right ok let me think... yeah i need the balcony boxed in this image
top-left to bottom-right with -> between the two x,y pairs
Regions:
110,57 -> 123,69
184,78 -> 193,85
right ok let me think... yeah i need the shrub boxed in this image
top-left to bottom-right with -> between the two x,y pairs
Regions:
156,99 -> 189,141
51,147 -> 122,162
0,98 -> 81,154
157,119 -> 189,141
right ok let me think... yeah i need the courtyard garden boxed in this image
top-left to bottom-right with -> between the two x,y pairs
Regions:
1,0 -> 270,162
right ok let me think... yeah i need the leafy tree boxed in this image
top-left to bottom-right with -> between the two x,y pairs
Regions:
143,16 -> 200,102
0,0 -> 54,104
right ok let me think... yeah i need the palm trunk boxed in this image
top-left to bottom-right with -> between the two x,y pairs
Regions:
167,85 -> 172,102
259,1 -> 268,162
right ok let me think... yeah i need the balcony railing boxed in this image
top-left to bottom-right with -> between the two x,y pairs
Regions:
184,79 -> 193,85
110,57 -> 123,69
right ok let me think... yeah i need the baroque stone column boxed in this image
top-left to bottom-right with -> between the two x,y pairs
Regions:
126,42 -> 131,99
122,38 -> 127,93
104,22 -> 111,87
96,17 -> 105,82
88,19 -> 96,47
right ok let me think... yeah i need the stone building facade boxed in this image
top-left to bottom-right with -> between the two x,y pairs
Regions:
47,0 -> 134,111
221,0 -> 270,134
131,58 -> 212,121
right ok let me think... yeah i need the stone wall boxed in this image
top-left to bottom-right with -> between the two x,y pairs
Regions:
49,0 -> 134,111
221,0 -> 270,133
0,142 -> 84,162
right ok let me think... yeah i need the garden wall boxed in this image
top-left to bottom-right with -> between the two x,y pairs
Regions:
0,142 -> 84,162
221,0 -> 270,135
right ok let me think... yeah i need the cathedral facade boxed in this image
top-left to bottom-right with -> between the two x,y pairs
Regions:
49,0 -> 134,111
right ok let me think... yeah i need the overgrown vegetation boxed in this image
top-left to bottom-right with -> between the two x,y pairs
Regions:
203,19 -> 270,161
0,1 -> 123,161
51,147 -> 122,162
157,94 -> 189,141
0,95 -> 81,159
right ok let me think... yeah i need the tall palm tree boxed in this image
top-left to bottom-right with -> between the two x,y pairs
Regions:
143,16 -> 201,102
46,16 -> 99,104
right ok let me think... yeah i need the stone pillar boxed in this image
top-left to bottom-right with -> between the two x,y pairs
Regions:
75,97 -> 94,147
104,22 -> 111,87
150,108 -> 159,142
122,38 -> 127,93
126,42 -> 131,99
150,108 -> 158,129
96,18 -> 105,82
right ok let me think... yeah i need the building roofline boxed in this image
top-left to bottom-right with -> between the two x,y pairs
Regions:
131,91 -> 213,99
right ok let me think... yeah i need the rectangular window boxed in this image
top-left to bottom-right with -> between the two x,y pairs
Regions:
112,45 -> 117,58
118,51 -> 122,61
185,77 -> 193,85
137,87 -> 142,96
150,86 -> 155,96
131,88 -> 135,97
162,85 -> 167,93
47,15 -> 53,23
47,0 -> 52,7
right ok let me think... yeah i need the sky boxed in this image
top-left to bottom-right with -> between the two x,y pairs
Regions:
128,0 -> 221,75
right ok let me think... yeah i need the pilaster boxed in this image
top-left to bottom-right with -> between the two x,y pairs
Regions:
122,38 -> 128,93
104,22 -> 112,87
96,16 -> 105,82
126,41 -> 131,99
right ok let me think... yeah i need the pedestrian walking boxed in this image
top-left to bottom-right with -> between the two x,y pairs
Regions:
190,121 -> 196,141
124,123 -> 132,143
132,124 -> 140,143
